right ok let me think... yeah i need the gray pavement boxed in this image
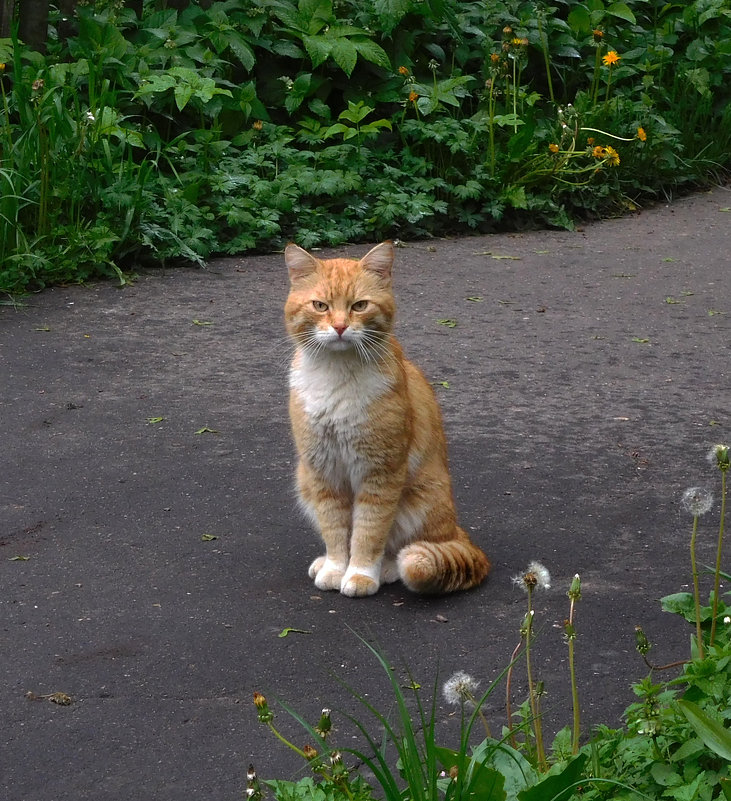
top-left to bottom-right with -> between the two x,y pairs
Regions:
1,185 -> 730,800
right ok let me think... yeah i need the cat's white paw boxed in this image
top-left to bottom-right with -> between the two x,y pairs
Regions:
340,564 -> 381,597
310,557 -> 346,591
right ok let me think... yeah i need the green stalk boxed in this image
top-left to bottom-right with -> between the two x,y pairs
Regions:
524,592 -> 547,770
690,514 -> 705,659
488,77 -> 496,176
710,468 -> 728,646
536,13 -> 554,103
592,47 -> 602,106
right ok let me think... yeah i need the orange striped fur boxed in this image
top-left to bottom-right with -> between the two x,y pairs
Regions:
285,241 -> 490,597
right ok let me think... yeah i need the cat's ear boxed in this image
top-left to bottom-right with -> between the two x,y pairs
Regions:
285,243 -> 319,283
360,241 -> 394,280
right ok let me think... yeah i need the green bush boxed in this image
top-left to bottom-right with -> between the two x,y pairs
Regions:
1,0 -> 730,292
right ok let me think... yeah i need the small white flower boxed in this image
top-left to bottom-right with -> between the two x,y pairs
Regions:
85,110 -> 95,123
443,671 -> 480,706
681,487 -> 713,517
724,616 -> 731,625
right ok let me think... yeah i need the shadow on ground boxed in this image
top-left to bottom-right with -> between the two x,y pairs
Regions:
1,185 -> 729,800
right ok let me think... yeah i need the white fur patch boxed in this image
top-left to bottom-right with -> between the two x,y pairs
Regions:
291,352 -> 392,491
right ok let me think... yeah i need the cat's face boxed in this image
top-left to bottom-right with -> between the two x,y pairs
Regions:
285,242 -> 396,358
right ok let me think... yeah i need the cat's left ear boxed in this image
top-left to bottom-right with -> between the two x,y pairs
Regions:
360,241 -> 394,281
285,243 -> 319,283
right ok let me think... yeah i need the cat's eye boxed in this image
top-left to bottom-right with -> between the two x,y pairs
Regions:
312,300 -> 329,312
351,300 -> 369,312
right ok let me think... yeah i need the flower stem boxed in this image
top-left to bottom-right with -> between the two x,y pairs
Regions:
710,469 -> 727,646
524,593 -> 547,770
690,514 -> 705,659
505,638 -> 522,750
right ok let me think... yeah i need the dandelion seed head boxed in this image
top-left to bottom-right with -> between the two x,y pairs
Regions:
681,486 -> 713,517
442,671 -> 480,706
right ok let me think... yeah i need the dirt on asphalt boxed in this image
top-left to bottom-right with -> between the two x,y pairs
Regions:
1,185 -> 730,800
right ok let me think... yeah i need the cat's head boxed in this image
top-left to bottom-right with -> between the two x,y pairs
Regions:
284,242 -> 396,357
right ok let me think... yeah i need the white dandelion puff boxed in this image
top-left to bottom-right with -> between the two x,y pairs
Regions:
443,671 -> 480,706
512,560 -> 551,592
681,487 -> 713,517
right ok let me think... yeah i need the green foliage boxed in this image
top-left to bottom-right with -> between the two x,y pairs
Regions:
1,0 -> 730,292
249,447 -> 731,801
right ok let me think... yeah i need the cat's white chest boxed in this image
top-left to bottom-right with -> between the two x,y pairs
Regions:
290,353 -> 391,489
290,353 -> 390,423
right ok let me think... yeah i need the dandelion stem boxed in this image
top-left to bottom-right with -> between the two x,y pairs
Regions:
690,514 -> 705,660
710,469 -> 728,646
524,591 -> 547,770
505,639 -> 522,750
267,721 -> 309,760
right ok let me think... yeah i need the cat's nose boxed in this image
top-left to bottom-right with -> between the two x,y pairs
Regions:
332,324 -> 347,337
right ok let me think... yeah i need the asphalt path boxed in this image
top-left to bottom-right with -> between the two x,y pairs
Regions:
1,185 -> 729,800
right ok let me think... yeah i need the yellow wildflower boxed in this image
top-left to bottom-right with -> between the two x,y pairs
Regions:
490,53 -> 500,64
587,137 -> 595,145
549,143 -> 559,153
0,63 -> 5,71
637,126 -> 647,141
409,91 -> 419,103
398,65 -> 409,76
252,119 -> 263,131
604,146 -> 620,166
602,51 -> 620,67
592,145 -> 605,158
592,29 -> 604,41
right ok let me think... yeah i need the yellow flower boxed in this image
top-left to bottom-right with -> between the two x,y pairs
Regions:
637,126 -> 647,141
490,53 -> 500,64
252,119 -> 263,131
587,136 -> 595,145
408,91 -> 419,103
604,145 -> 620,166
592,145 -> 605,158
548,143 -> 559,153
0,63 -> 5,71
398,65 -> 409,76
602,51 -> 620,67
592,29 -> 604,41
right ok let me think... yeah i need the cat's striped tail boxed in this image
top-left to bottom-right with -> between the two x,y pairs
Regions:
397,531 -> 490,594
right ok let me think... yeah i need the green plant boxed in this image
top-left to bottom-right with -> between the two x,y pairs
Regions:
1,0 -> 729,293
248,443 -> 731,801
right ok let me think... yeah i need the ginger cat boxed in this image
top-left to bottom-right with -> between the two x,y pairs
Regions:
284,241 -> 490,597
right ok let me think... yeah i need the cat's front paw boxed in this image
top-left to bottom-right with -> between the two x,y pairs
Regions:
309,557 -> 346,591
340,565 -> 380,597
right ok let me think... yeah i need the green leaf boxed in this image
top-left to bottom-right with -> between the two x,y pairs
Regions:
302,34 -> 331,68
278,627 -> 311,638
146,416 -> 165,424
201,534 -> 218,541
192,319 -> 213,326
173,82 -> 194,112
567,5 -> 591,34
195,426 -> 219,434
607,2 -> 636,23
9,555 -> 31,561
518,754 -> 588,801
352,37 -> 391,70
677,700 -> 731,760
661,592 -> 697,621
330,37 -> 358,76
437,318 -> 457,328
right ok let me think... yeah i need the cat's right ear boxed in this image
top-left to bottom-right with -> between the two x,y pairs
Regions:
285,243 -> 319,283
